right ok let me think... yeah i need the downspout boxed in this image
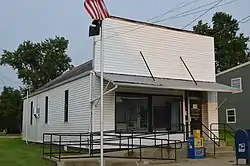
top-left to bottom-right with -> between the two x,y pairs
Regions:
88,70 -> 93,154
89,34 -> 95,155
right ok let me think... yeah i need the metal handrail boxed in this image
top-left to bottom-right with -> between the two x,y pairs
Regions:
42,130 -> 184,161
202,123 -> 220,144
210,123 -> 235,143
201,123 -> 220,158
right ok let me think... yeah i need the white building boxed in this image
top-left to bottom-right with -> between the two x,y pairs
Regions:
22,16 -> 236,149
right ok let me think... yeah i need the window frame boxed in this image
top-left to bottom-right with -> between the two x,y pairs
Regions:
231,77 -> 242,91
114,92 -> 183,133
45,96 -> 48,124
226,108 -> 236,124
64,90 -> 69,122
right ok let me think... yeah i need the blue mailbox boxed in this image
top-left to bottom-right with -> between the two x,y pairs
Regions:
235,129 -> 250,165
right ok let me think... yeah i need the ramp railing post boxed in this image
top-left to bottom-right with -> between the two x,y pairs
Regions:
161,139 -> 163,159
79,133 -> 82,154
127,137 -> 130,156
174,140 -> 177,161
132,131 -> 134,153
50,134 -> 52,159
42,134 -> 45,157
59,135 -> 61,161
140,138 -> 142,161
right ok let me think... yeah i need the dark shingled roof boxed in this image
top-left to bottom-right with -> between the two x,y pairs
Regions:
33,60 -> 93,93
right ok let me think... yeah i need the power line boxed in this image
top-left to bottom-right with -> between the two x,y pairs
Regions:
155,0 -> 238,23
182,0 -> 224,29
104,0 -> 202,31
148,0 -> 203,23
241,18 -> 250,24
96,0 -> 203,41
156,0 -> 221,23
214,15 -> 250,35
97,0 -> 237,42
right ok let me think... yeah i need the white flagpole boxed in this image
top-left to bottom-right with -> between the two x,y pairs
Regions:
100,21 -> 104,166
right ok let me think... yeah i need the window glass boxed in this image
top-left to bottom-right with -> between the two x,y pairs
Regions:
45,96 -> 48,124
152,96 -> 182,132
64,90 -> 69,122
116,94 -> 148,132
226,108 -> 236,123
231,78 -> 242,90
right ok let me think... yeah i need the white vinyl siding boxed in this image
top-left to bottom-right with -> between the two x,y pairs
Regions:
226,108 -> 236,124
92,75 -> 115,132
207,92 -> 218,138
231,77 -> 242,91
22,75 -> 91,143
94,18 -> 215,82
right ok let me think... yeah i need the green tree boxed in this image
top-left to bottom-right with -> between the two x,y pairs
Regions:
0,36 -> 74,90
193,12 -> 249,73
0,86 -> 23,133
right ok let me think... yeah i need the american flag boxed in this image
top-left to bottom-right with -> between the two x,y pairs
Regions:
84,0 -> 110,20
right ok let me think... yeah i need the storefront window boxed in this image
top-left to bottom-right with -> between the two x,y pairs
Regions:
115,94 -> 148,132
152,96 -> 182,132
115,93 -> 182,133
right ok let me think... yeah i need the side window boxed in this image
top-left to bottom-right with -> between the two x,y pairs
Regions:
45,96 -> 48,124
226,108 -> 236,124
231,77 -> 242,91
64,90 -> 69,122
30,101 -> 33,125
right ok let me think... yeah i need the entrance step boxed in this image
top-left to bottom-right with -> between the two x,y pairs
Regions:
204,141 -> 234,158
204,140 -> 227,147
205,150 -> 235,158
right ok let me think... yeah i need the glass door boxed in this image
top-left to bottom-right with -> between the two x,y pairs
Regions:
190,99 -> 202,133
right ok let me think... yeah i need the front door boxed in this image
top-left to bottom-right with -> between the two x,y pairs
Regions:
190,99 -> 202,134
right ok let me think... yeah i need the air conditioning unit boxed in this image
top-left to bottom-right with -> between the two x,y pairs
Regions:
34,107 -> 40,119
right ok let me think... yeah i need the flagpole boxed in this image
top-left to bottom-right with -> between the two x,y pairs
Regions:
100,20 -> 104,166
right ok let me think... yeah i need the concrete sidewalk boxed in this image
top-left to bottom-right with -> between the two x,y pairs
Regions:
159,157 -> 243,166
53,156 -> 245,166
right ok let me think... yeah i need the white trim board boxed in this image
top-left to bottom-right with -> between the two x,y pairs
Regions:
216,61 -> 250,77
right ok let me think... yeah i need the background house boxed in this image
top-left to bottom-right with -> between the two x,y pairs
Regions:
216,61 -> 250,130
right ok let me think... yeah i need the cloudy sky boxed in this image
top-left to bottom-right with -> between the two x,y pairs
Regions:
0,0 -> 249,89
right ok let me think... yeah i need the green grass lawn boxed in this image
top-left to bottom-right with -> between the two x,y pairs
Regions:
0,138 -> 50,166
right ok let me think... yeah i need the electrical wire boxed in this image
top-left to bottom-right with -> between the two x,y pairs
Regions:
182,0 -> 224,29
155,0 -> 238,23
96,0 -> 204,40
148,0 -> 203,23
104,0 -> 202,31
155,0 -> 221,23
214,15 -> 250,35
96,0 -> 238,42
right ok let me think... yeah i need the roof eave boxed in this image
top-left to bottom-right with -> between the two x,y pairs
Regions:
23,71 -> 91,100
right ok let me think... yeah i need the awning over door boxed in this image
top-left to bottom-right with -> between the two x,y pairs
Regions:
97,73 -> 239,93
